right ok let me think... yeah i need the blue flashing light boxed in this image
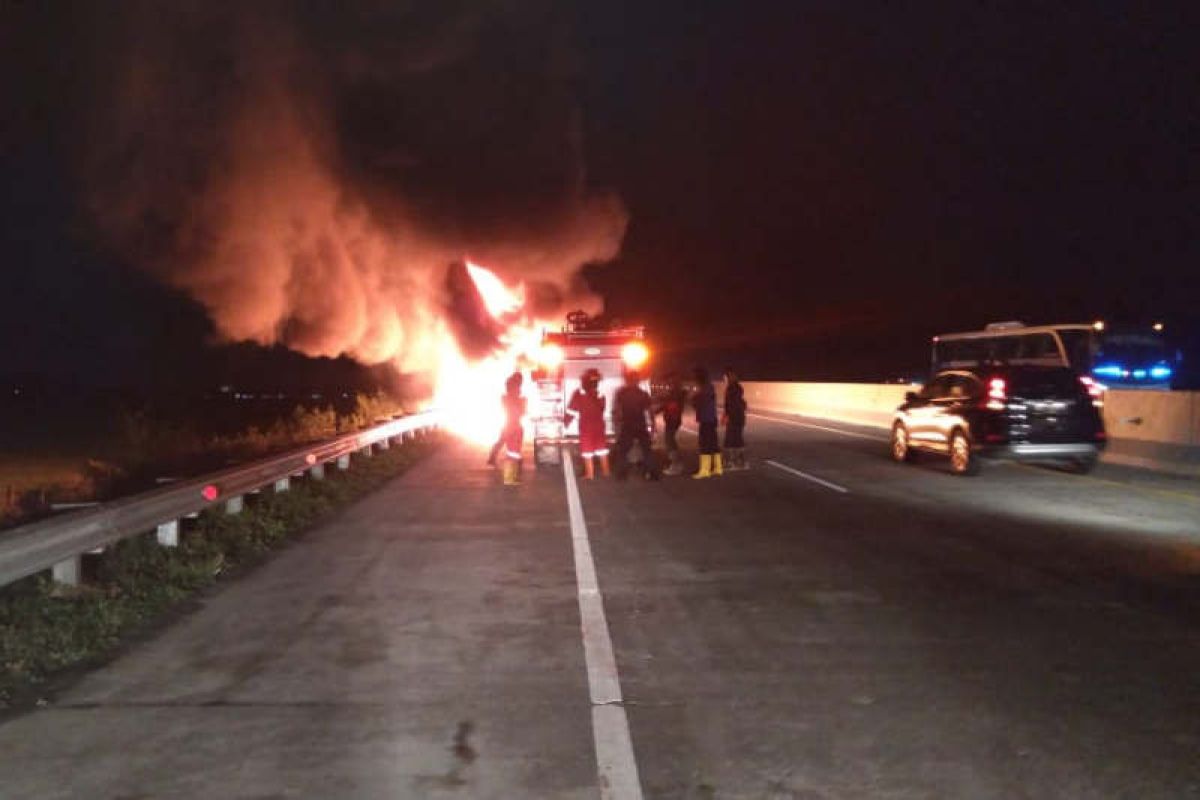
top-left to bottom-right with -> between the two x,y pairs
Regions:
1092,364 -> 1125,379
1149,365 -> 1173,380
1132,369 -> 1147,380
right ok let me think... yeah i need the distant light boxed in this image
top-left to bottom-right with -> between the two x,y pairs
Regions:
1092,320 -> 1106,331
201,484 -> 220,502
1150,365 -> 1173,380
1152,322 -> 1165,332
621,342 -> 650,369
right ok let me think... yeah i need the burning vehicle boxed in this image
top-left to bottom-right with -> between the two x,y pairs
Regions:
530,311 -> 650,467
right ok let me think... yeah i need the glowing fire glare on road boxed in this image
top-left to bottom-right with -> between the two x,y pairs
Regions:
432,261 -> 551,446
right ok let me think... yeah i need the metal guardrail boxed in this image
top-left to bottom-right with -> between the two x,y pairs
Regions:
0,411 -> 442,589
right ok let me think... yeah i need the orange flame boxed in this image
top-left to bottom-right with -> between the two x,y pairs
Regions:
432,261 -> 553,446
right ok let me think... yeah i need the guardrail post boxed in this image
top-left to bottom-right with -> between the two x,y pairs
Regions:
337,454 -> 351,471
310,463 -> 326,481
360,445 -> 373,458
52,556 -> 81,587
225,495 -> 244,514
156,520 -> 179,547
273,477 -> 290,493
377,437 -> 390,451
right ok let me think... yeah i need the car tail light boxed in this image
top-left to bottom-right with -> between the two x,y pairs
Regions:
985,377 -> 1006,410
1079,375 -> 1105,407
1094,430 -> 1107,440
201,484 -> 220,502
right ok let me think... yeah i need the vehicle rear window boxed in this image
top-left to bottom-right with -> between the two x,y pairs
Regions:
1008,369 -> 1081,399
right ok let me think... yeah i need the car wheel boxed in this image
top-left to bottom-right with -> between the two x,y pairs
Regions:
949,430 -> 980,476
891,423 -> 916,463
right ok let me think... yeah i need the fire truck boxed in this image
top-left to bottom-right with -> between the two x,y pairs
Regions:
531,311 -> 651,467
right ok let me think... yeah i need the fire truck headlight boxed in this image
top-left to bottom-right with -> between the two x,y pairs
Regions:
539,344 -> 565,369
622,342 -> 649,369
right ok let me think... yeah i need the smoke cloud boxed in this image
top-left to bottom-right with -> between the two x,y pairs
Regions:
81,1 -> 626,371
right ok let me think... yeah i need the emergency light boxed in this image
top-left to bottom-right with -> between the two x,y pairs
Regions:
621,342 -> 649,369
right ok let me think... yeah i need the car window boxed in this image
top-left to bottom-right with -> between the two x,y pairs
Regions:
992,336 -> 1021,362
923,375 -> 953,399
950,374 -> 982,398
1020,333 -> 1062,364
1010,369 -> 1083,399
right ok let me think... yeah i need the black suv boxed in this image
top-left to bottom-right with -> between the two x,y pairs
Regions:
891,366 -> 1107,476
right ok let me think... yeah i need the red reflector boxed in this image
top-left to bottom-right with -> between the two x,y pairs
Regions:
201,484 -> 220,502
985,433 -> 1005,443
305,453 -> 317,465
1095,431 -> 1107,440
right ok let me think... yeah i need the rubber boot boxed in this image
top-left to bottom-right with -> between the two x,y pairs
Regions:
664,451 -> 684,476
693,454 -> 712,479
712,453 -> 724,476
502,459 -> 520,485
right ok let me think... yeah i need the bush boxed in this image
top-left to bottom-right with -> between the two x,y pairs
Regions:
0,434 -> 438,709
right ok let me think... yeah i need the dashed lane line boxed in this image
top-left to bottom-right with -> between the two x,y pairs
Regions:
765,459 -> 851,493
561,450 -> 644,800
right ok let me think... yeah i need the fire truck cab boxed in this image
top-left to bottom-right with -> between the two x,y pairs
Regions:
531,311 -> 651,467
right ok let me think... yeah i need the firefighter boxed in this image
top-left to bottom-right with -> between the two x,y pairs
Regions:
499,371 -> 526,485
568,368 -> 609,479
613,369 -> 660,480
655,371 -> 688,475
722,367 -> 748,470
692,366 -> 722,478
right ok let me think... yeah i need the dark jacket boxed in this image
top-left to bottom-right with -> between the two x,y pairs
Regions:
692,382 -> 718,425
615,385 -> 652,431
724,381 -> 747,420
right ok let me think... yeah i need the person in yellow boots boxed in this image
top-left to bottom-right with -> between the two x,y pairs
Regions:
499,371 -> 526,485
691,367 -> 722,478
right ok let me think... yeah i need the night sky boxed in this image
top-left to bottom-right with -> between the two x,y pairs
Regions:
2,2 -> 1197,392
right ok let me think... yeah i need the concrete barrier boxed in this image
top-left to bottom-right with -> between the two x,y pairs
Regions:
743,382 -> 916,429
742,381 -> 1200,477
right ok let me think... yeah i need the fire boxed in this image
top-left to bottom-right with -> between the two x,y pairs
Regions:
465,261 -> 524,319
432,261 -> 551,446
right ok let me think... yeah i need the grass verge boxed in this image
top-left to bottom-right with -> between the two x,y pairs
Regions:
0,433 -> 440,710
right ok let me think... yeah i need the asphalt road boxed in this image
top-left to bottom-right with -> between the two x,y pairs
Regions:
2,416 -> 1199,798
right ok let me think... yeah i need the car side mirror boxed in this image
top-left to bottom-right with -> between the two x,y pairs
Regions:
905,391 -> 919,403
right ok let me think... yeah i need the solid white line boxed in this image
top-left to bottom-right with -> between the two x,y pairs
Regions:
562,450 -> 644,800
748,412 -> 887,441
765,459 -> 850,493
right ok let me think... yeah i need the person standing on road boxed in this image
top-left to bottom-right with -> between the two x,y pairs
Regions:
722,367 -> 748,470
499,371 -> 526,486
568,368 -> 610,479
613,370 -> 660,481
655,372 -> 688,475
692,367 -> 722,478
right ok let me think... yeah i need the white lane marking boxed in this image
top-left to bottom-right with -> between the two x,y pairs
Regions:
765,459 -> 850,493
562,450 -> 644,800
748,412 -> 887,442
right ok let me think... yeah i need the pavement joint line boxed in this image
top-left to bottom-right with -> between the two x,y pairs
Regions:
765,459 -> 851,493
748,412 -> 889,441
561,449 -> 645,800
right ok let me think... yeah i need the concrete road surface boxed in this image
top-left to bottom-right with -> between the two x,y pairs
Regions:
2,416 -> 1199,799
